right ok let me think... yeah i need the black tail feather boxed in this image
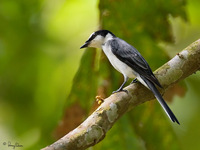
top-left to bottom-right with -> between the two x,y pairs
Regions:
140,76 -> 180,124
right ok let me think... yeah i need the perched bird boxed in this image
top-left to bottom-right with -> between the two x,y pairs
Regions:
80,30 -> 179,124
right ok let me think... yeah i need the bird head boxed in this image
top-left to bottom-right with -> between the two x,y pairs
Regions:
80,30 -> 115,49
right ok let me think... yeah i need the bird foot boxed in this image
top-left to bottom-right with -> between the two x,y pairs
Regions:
112,89 -> 128,94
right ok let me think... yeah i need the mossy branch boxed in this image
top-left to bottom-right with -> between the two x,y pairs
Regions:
42,39 -> 200,150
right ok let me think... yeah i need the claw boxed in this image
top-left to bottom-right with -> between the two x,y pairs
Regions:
112,89 -> 128,94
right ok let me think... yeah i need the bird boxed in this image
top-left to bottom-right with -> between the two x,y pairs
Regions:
80,30 -> 179,124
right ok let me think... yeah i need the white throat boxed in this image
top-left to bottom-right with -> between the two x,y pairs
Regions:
103,33 -> 114,44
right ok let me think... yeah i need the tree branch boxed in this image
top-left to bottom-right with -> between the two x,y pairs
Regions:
42,39 -> 200,150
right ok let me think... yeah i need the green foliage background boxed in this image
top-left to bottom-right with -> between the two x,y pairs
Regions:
0,0 -> 200,150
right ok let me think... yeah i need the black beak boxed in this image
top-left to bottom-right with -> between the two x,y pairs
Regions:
80,42 -> 89,49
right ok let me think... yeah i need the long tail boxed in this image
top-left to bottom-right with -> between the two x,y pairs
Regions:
140,76 -> 180,124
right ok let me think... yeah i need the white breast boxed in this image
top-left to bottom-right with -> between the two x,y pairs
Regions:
102,43 -> 136,79
101,41 -> 148,88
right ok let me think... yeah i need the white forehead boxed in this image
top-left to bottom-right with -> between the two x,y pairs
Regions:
88,32 -> 95,39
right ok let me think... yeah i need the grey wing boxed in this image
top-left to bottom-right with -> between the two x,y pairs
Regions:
110,38 -> 162,88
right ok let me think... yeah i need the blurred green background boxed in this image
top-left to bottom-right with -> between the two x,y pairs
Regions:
0,0 -> 200,150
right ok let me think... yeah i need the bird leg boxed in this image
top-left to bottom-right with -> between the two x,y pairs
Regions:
112,76 -> 128,94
